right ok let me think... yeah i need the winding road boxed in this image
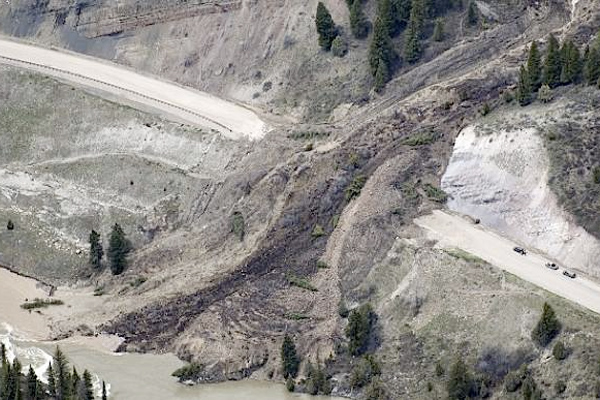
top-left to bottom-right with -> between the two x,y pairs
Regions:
416,210 -> 600,315
0,37 -> 266,140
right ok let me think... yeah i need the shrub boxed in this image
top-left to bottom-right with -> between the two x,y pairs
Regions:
504,370 -> 522,392
21,298 -> 64,310
363,377 -> 387,400
447,357 -> 474,400
287,273 -> 318,292
424,183 -> 448,203
435,361 -> 445,377
311,224 -> 325,239
593,166 -> 600,184
480,102 -> 491,116
552,341 -> 567,360
338,300 -> 349,318
172,363 -> 203,382
555,380 -> 566,394
531,302 -> 561,347
231,211 -> 245,241
345,175 -> 367,202
402,131 -> 439,146
317,260 -> 328,269
538,84 -> 553,103
286,377 -> 295,392
6,219 -> 14,230
331,36 -> 348,57
350,355 -> 381,388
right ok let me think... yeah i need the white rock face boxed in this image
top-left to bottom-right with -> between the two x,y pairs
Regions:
442,125 -> 600,276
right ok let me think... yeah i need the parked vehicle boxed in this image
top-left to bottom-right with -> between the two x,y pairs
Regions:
563,270 -> 576,279
545,262 -> 559,270
513,247 -> 527,255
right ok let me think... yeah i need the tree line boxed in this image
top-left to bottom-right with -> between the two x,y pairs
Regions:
518,32 -> 600,106
0,345 -> 107,400
315,0 -> 470,91
88,224 -> 131,276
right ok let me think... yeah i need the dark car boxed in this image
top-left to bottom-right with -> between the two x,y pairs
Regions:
563,270 -> 576,279
545,262 -> 559,270
513,247 -> 527,255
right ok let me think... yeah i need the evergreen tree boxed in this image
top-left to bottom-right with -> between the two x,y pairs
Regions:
315,2 -> 338,51
102,381 -> 107,400
81,370 -> 94,400
108,223 -> 131,276
531,302 -> 561,347
13,358 -> 22,400
350,0 -> 369,39
47,362 -> 57,399
433,18 -> 444,42
391,0 -> 412,28
89,230 -> 104,271
517,65 -> 532,106
560,40 -> 582,84
369,15 -> 397,78
409,0 -> 426,34
281,334 -> 300,378
543,34 -> 562,88
345,303 -> 375,356
584,45 -> 600,85
447,357 -> 473,400
527,41 -> 542,91
71,367 -> 80,397
404,25 -> 421,63
53,346 -> 71,400
467,1 -> 478,26
374,60 -> 390,92
26,365 -> 41,400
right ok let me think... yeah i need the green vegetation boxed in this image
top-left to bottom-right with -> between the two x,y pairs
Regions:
543,34 -> 562,88
331,36 -> 348,57
315,2 -> 338,51
287,130 -> 330,141
537,84 -> 552,103
93,286 -> 105,297
527,41 -> 542,91
345,303 -> 376,356
108,223 -> 131,275
284,312 -> 309,320
594,166 -> 600,184
531,302 -> 561,347
6,220 -> 14,230
518,65 -> 532,106
447,357 -> 474,400
286,377 -> 295,392
287,273 -> 318,292
445,248 -> 484,264
424,183 -> 448,203
560,40 -> 582,84
350,354 -> 381,388
433,18 -> 444,41
370,14 -> 396,91
552,341 -> 567,360
305,362 -> 331,395
88,229 -> 104,271
350,0 -> 369,39
338,299 -> 350,318
281,334 -> 300,378
316,260 -> 328,269
172,363 -> 204,382
345,175 -> 367,202
466,1 -> 478,26
21,298 -> 64,310
129,276 -> 147,288
363,377 -> 388,400
401,131 -> 438,146
231,211 -> 245,241
311,224 -> 326,239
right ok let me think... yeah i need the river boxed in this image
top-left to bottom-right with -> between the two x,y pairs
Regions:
0,267 -> 344,400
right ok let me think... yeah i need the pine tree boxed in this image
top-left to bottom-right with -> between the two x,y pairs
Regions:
447,358 -> 473,400
350,0 -> 369,39
13,358 -> 22,400
89,230 -> 104,271
47,362 -> 57,398
374,60 -> 390,92
517,65 -> 532,106
467,1 -> 478,26
560,40 -> 582,84
584,45 -> 600,85
71,367 -> 81,396
433,18 -> 444,42
281,334 -> 300,378
53,346 -> 71,400
108,223 -> 131,275
82,370 -> 94,400
315,2 -> 338,51
345,303 -> 375,356
527,41 -> 542,91
409,0 -> 426,34
26,366 -> 41,400
102,381 -> 107,400
404,25 -> 421,63
531,302 -> 561,347
543,34 -> 562,88
369,16 -> 396,77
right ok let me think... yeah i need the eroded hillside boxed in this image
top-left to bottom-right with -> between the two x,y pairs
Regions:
2,0 -> 600,399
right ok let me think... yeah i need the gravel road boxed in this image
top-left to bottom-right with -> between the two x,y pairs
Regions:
415,210 -> 600,315
0,37 -> 266,140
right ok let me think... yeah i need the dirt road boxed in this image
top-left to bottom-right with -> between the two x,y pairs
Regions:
0,37 -> 266,140
415,210 -> 600,315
